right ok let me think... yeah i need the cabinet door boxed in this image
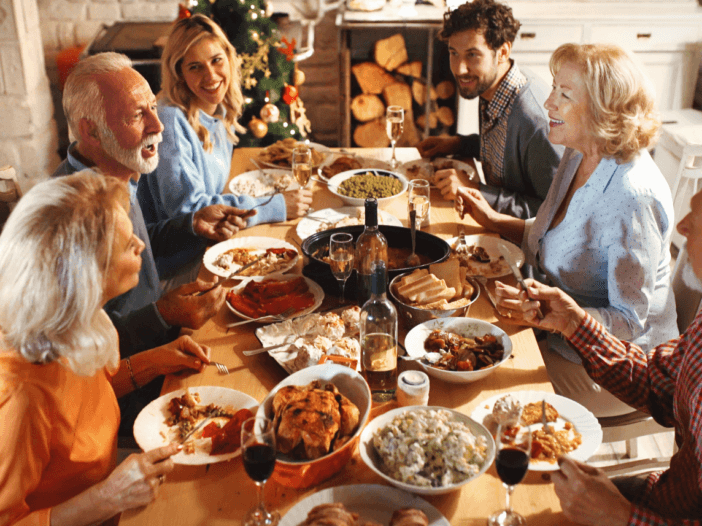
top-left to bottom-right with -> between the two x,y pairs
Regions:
636,52 -> 699,110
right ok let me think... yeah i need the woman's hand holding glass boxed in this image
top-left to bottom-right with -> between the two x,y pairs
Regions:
329,232 -> 354,304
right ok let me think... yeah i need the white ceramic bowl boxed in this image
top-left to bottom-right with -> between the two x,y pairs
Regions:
359,406 -> 495,495
256,364 -> 372,488
404,318 -> 512,384
327,168 -> 408,206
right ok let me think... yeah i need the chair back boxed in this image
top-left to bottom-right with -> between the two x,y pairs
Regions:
671,243 -> 702,333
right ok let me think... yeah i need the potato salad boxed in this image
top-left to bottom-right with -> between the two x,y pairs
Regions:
372,409 -> 488,487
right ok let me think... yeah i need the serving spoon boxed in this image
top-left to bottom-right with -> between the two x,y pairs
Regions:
405,208 -> 421,267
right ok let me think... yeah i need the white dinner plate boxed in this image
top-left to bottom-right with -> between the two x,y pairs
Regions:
447,234 -> 525,278
133,386 -> 258,465
227,168 -> 299,197
296,206 -> 402,240
203,236 -> 298,278
470,391 -> 603,471
256,141 -> 331,170
279,484 -> 450,526
225,273 -> 324,321
401,157 -> 476,184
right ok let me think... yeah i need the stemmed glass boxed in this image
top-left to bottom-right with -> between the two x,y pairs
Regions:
489,424 -> 532,526
408,179 -> 431,228
241,416 -> 279,526
329,232 -> 354,304
292,145 -> 312,188
386,105 -> 404,169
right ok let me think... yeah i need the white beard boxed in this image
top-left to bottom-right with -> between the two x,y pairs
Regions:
682,254 -> 702,293
99,126 -> 161,175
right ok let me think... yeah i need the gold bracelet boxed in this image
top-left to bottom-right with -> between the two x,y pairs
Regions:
125,357 -> 140,390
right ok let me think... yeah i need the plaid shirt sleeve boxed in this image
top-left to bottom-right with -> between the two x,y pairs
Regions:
569,313 -> 702,525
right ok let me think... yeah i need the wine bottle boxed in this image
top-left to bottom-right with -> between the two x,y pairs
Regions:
360,260 -> 398,403
355,197 -> 388,308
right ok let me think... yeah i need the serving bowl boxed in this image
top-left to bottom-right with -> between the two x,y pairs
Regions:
404,318 -> 512,384
301,225 -> 450,299
359,406 -> 495,495
256,364 -> 371,489
327,168 -> 408,206
389,272 -> 480,328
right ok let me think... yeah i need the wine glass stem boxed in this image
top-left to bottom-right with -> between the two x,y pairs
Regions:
505,483 -> 514,514
391,140 -> 397,167
340,279 -> 347,303
256,480 -> 266,514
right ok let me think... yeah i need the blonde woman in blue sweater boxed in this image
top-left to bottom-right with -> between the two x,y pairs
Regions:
138,14 -> 312,225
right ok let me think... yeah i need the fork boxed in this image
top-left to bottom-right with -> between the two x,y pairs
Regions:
226,307 -> 296,329
251,191 -> 278,209
210,361 -> 230,375
541,399 -> 553,435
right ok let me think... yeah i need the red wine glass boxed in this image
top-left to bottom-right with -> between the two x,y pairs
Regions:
241,416 -> 279,526
488,423 -> 532,526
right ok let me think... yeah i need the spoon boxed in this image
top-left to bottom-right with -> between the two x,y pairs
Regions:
406,208 -> 421,267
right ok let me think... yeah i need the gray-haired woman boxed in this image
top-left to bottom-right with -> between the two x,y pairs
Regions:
0,171 -> 211,525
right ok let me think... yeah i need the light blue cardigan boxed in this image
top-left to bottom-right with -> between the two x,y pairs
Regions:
138,102 -> 286,226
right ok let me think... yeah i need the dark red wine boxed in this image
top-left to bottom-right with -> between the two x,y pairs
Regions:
495,448 -> 529,486
243,443 -> 276,482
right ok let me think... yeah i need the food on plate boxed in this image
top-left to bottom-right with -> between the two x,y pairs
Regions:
300,503 -> 428,526
272,380 -> 361,460
520,401 -> 558,426
433,160 -> 472,181
489,395 -> 523,428
390,509 -> 430,526
257,138 -> 325,168
312,245 -> 431,270
257,307 -> 362,372
164,389 -> 254,455
213,246 -> 297,276
229,171 -> 293,196
227,276 -> 315,318
404,163 -> 434,184
451,241 -> 509,277
337,172 -> 403,199
423,330 -> 504,371
531,422 -> 582,463
372,408 -> 488,488
320,155 -> 362,179
394,260 -> 475,310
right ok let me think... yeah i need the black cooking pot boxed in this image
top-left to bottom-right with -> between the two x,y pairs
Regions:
301,225 -> 450,300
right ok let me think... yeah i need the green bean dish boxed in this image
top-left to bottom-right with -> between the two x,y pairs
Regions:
337,172 -> 403,199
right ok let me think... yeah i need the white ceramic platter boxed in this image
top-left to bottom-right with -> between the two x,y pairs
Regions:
203,236 -> 298,278
296,206 -> 402,240
470,390 -> 603,471
327,168 -> 409,207
225,274 -> 324,321
227,168 -> 299,197
133,386 -> 258,465
280,484 -> 450,526
404,317 -> 512,384
256,141 -> 331,170
447,234 -> 525,278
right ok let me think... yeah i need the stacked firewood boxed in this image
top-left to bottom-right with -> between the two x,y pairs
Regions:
350,33 -> 456,147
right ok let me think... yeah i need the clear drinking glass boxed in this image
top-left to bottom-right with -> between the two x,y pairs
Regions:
241,417 -> 279,526
292,145 -> 312,187
408,179 -> 431,228
330,232 -> 354,304
488,423 -> 532,526
386,105 -> 404,169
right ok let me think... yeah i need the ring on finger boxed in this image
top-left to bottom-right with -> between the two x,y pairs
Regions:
158,474 -> 165,485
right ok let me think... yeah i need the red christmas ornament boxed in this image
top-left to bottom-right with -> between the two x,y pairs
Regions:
177,3 -> 191,19
282,84 -> 299,105
279,37 -> 296,62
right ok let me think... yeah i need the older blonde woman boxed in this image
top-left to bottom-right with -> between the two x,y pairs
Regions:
0,172 -> 212,525
458,43 -> 678,417
137,14 -> 312,224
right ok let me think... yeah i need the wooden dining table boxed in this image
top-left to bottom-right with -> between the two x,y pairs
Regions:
119,147 -> 578,526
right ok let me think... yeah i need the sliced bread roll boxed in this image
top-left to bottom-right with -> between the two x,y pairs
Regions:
397,273 -> 439,299
430,258 -> 462,299
414,285 -> 455,305
409,280 -> 447,302
398,268 -> 428,288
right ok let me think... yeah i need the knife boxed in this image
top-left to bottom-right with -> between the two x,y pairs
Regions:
179,413 -> 214,444
497,242 -> 544,320
197,253 -> 268,296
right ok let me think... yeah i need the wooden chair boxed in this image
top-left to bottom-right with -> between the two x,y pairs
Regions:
601,244 -> 700,476
669,143 -> 702,249
0,166 -> 22,230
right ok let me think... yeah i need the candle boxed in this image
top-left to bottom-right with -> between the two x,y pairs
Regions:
396,370 -> 430,406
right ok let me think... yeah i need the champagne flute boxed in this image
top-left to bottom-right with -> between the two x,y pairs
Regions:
386,105 -> 404,169
330,232 -> 354,304
408,179 -> 431,228
489,423 -> 532,526
241,416 -> 279,526
292,145 -> 312,188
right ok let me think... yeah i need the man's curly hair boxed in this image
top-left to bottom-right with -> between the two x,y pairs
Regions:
439,0 -> 521,50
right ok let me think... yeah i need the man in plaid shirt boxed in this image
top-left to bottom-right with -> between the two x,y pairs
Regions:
493,189 -> 702,525
417,0 -> 563,220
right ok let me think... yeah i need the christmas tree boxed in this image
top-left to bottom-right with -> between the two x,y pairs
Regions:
186,0 -> 311,146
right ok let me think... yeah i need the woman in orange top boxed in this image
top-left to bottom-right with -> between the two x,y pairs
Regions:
0,172 -> 212,525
